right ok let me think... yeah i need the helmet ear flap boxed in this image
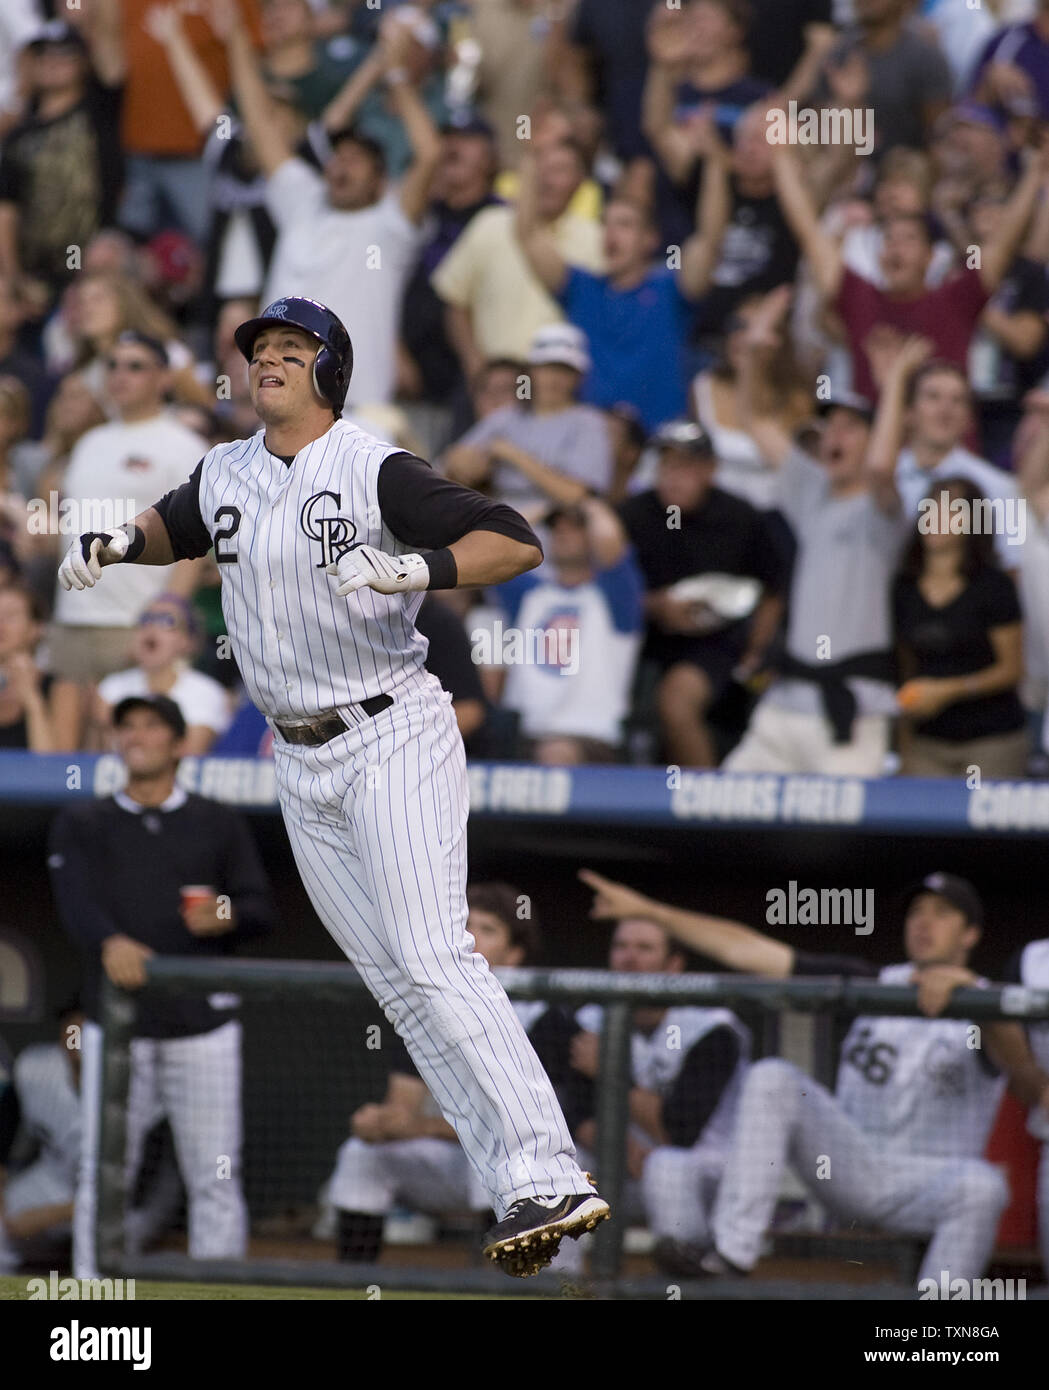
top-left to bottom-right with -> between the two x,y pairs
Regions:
311,349 -> 326,405
312,345 -> 346,414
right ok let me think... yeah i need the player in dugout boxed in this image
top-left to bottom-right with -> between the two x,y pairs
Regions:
0,1001 -> 83,1273
580,868 -> 1035,1285
565,913 -> 751,1276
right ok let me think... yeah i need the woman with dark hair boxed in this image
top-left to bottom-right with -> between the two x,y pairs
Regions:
0,583 -> 54,751
893,477 -> 1027,777
691,286 -> 811,513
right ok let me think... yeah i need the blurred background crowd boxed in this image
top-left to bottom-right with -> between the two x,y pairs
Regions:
2,0 -> 1049,777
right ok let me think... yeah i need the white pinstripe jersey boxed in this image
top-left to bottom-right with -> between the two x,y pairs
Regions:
835,963 -> 1004,1158
575,1003 -> 751,1151
196,421 -> 428,719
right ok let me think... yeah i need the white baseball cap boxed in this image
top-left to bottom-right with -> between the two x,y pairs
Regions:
527,323 -> 591,374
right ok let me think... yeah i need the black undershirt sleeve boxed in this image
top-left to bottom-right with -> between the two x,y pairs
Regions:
152,459 -> 213,561
661,1026 -> 741,1148
376,452 -> 542,554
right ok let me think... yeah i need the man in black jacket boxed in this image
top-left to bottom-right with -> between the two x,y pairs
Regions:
48,694 -> 275,1278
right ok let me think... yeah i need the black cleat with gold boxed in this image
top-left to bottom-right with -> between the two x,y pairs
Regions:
483,1188 -> 611,1278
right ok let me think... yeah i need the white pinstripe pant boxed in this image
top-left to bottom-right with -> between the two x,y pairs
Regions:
274,670 -> 586,1218
712,1059 -> 1008,1282
641,1143 -> 729,1242
74,1019 -> 247,1278
329,1135 -> 485,1215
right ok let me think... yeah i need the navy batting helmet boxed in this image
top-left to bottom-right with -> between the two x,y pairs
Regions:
234,296 -> 353,414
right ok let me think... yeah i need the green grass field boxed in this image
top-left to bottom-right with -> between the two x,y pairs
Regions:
0,1275 -> 542,1301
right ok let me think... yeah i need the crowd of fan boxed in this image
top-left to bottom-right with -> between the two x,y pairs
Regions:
2,0 -> 1049,776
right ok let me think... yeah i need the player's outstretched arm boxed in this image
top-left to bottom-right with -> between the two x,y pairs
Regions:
328,452 -> 544,598
445,529 -> 542,586
57,507 -> 178,591
60,461 -> 217,590
327,529 -> 541,598
579,869 -> 795,978
122,506 -> 180,563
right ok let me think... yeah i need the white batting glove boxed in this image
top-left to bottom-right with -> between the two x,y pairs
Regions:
58,530 -> 131,591
326,544 -> 429,596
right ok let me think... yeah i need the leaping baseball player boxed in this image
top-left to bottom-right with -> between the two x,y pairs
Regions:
58,295 -> 609,1277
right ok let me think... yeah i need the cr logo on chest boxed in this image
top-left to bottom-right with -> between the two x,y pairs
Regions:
299,490 -> 358,568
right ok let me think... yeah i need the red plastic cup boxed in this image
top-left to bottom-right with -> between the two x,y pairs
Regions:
180,885 -> 215,914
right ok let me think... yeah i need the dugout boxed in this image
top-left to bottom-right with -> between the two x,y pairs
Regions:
1,756 -> 1047,1228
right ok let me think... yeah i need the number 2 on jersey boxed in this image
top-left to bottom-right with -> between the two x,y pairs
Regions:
214,506 -> 242,564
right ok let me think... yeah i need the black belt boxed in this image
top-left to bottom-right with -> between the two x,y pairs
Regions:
273,693 -> 394,746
